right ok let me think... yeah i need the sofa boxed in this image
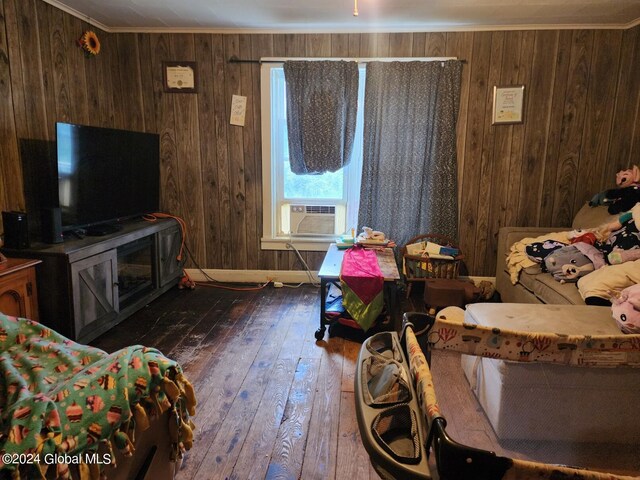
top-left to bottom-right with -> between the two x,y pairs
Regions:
495,203 -> 616,305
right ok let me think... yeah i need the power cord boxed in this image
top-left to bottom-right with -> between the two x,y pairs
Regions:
285,242 -> 320,288
143,213 -> 187,262
183,242 -> 270,292
144,212 -> 194,288
144,213 -> 317,291
183,242 -> 219,283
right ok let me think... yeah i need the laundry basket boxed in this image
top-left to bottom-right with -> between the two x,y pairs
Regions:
401,234 -> 463,298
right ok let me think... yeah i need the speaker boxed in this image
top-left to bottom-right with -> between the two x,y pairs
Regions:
41,207 -> 64,244
2,211 -> 30,249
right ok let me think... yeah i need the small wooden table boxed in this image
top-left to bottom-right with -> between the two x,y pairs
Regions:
316,244 -> 401,340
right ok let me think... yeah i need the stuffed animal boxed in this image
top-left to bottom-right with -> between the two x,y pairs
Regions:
589,165 -> 640,209
525,240 -> 566,271
597,211 -> 640,257
608,248 -> 640,265
543,245 -> 599,283
595,211 -> 633,242
603,185 -> 640,214
589,190 -> 613,207
567,228 -> 597,246
610,283 -> 640,334
616,165 -> 640,187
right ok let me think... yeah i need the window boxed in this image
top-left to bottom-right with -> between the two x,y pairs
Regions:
261,62 -> 365,250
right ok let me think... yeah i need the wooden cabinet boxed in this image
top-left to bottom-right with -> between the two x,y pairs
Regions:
3,219 -> 183,343
157,224 -> 183,288
71,249 -> 119,342
0,258 -> 41,320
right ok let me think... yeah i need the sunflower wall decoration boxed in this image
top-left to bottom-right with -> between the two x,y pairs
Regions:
78,30 -> 101,56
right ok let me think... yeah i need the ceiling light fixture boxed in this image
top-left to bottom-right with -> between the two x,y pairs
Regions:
353,0 -> 359,16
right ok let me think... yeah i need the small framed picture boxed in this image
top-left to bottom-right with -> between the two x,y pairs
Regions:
163,61 -> 198,93
492,85 -> 525,125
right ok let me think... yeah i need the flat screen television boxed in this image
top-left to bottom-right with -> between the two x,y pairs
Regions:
56,122 -> 160,234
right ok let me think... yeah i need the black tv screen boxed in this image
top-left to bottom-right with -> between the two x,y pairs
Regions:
56,122 -> 160,232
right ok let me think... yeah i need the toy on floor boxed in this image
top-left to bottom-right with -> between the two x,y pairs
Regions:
610,283 -> 640,334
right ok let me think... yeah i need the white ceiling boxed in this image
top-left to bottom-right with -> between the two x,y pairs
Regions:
45,0 -> 640,33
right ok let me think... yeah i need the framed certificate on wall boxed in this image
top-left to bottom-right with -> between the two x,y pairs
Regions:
163,61 -> 198,93
492,85 -> 525,125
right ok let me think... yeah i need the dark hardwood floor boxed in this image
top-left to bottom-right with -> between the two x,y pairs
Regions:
91,285 -> 640,479
92,285 -> 379,480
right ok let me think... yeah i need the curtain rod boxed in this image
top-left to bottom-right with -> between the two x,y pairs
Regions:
228,55 -> 467,64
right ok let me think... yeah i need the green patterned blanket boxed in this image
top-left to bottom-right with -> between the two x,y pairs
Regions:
0,314 -> 196,479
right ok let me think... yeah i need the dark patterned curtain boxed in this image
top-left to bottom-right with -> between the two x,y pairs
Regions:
283,60 -> 359,174
358,60 -> 463,247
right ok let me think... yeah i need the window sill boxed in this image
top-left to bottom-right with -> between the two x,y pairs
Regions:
261,236 -> 333,252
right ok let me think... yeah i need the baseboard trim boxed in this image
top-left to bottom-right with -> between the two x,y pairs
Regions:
185,270 -> 492,286
185,268 -> 319,284
186,268 -> 496,285
462,275 -> 496,286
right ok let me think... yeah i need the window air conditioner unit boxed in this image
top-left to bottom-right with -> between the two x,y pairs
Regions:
289,205 -> 336,235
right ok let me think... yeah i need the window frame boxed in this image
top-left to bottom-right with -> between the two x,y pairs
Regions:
260,57 -> 456,252
261,60 -> 363,251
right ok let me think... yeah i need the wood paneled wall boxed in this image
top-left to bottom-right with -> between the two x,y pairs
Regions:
1,0 -> 639,275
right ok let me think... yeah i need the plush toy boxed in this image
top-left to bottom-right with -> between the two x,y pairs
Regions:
595,211 -> 633,242
596,211 -> 640,257
589,190 -> 613,207
603,185 -> 640,214
610,283 -> 640,334
543,244 -> 602,283
589,165 -> 640,209
567,228 -> 597,246
608,248 -> 640,265
525,240 -> 566,267
616,165 -> 640,187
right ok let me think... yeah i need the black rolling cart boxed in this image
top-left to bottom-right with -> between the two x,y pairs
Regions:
315,244 -> 401,341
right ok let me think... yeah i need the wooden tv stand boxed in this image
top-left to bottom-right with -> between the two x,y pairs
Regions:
3,218 -> 183,343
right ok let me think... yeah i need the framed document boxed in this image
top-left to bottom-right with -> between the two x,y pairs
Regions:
492,85 -> 525,125
163,61 -> 198,93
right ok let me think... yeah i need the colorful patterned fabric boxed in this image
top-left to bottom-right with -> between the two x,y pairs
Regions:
340,247 -> 384,331
426,317 -> 640,368
405,328 -> 442,425
283,60 -> 359,174
524,240 -> 566,269
506,459 -> 638,479
0,314 -> 196,479
405,325 -> 638,480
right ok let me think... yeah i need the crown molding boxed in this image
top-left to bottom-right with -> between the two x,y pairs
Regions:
104,22 -> 640,34
41,0 -> 111,32
627,16 -> 640,29
41,0 -> 640,35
